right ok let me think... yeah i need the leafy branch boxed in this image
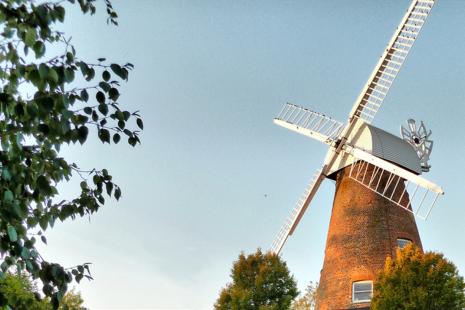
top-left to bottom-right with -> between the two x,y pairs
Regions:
0,0 -> 142,308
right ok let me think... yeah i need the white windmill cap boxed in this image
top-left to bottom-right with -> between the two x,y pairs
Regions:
326,119 -> 422,177
360,123 -> 422,174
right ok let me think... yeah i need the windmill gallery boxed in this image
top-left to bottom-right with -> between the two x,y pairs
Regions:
270,1 -> 442,309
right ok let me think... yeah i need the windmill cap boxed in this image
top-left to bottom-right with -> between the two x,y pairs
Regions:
350,122 -> 422,175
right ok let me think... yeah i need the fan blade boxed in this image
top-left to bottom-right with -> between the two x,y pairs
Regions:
347,0 -> 436,124
345,145 -> 443,219
418,121 -> 430,138
401,126 -> 413,139
271,169 -> 325,254
274,103 -> 344,145
408,119 -> 417,133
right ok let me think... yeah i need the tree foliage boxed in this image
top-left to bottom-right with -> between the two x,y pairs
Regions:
0,0 -> 141,308
58,288 -> 87,310
214,249 -> 299,310
0,272 -> 87,309
372,244 -> 465,310
292,281 -> 317,310
0,272 -> 49,309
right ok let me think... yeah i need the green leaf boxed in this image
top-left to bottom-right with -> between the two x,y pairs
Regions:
41,235 -> 47,244
77,126 -> 89,144
114,187 -> 121,200
3,190 -> 13,203
13,202 -> 25,218
102,70 -> 111,81
36,97 -> 54,116
7,225 -> 17,242
56,6 -> 66,22
81,89 -> 89,102
64,68 -> 75,82
66,51 -> 74,63
33,41 -> 46,58
48,68 -> 59,83
25,28 -> 37,46
110,64 -> 122,77
2,168 -> 12,181
21,247 -> 30,259
113,133 -> 121,144
85,67 -> 95,81
37,175 -> 51,194
28,69 -> 41,86
39,63 -> 48,79
98,129 -> 110,143
26,102 -> 39,117
79,61 -> 89,76
128,137 -> 137,146
75,114 -> 88,124
121,68 -> 129,80
106,182 -> 113,195
99,81 -> 111,92
109,88 -> 119,101
93,174 -> 101,185
39,216 -> 48,231
80,181 -> 88,190
49,216 -> 56,228
137,118 -> 144,130
98,103 -> 108,116
96,91 -> 105,104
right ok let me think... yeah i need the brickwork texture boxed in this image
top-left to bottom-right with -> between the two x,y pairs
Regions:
316,164 -> 422,310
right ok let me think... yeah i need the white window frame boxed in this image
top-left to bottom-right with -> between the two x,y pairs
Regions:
352,280 -> 373,303
397,238 -> 412,249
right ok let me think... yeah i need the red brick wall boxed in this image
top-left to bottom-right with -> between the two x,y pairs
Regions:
316,165 -> 422,310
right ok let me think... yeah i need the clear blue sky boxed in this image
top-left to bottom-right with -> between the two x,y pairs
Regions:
36,1 -> 465,309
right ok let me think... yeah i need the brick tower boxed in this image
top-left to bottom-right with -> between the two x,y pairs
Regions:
315,165 -> 422,310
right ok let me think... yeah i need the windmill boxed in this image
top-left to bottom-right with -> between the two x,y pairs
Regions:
270,1 -> 442,309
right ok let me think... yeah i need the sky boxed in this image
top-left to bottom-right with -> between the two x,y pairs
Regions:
34,0 -> 465,309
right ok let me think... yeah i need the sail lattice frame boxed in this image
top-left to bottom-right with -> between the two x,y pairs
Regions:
349,0 -> 436,123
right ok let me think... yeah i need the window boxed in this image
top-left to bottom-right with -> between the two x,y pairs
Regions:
397,238 -> 412,249
352,281 -> 373,303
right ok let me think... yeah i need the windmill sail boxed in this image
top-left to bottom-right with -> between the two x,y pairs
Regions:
269,0 -> 440,256
271,169 -> 325,254
274,103 -> 344,144
346,146 -> 443,220
348,0 -> 436,124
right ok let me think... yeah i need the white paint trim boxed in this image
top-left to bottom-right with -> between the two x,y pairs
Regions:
352,280 -> 373,303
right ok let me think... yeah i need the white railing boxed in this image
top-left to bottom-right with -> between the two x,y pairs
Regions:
275,103 -> 343,143
348,160 -> 440,220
